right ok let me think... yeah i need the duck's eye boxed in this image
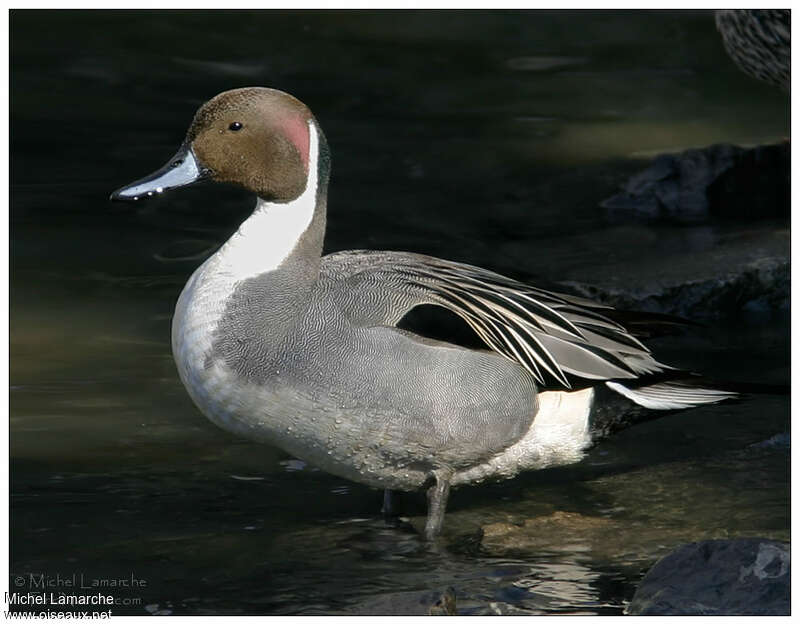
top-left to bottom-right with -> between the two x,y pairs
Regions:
228,122 -> 243,131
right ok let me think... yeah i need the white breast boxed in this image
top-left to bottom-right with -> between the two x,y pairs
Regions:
170,120 -> 321,431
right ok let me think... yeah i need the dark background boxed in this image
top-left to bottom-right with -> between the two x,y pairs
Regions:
10,10 -> 789,615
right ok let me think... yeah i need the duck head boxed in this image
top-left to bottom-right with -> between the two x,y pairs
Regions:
110,87 -> 316,203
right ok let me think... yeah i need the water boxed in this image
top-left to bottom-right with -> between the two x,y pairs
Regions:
10,10 -> 789,615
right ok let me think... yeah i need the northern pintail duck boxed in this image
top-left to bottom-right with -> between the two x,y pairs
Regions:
716,9 -> 790,91
111,88 -> 736,539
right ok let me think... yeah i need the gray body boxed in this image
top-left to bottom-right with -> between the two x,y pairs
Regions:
174,240 -> 543,492
113,87 -> 735,538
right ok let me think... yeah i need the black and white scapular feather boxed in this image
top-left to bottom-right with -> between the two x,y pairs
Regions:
331,249 -> 737,409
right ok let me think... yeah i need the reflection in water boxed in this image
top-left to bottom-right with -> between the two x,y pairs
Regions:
11,9 -> 789,615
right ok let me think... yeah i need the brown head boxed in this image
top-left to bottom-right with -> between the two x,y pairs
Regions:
189,88 -> 313,201
110,87 -> 323,203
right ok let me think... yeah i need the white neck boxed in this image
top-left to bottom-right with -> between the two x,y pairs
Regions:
214,120 -> 320,282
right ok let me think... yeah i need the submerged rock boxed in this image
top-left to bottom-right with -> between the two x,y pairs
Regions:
565,254 -> 789,320
627,538 -> 790,615
480,511 -> 618,554
601,142 -> 789,224
348,587 -> 457,615
561,225 -> 789,319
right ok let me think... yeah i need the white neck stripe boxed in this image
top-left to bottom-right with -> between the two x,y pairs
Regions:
216,120 -> 320,282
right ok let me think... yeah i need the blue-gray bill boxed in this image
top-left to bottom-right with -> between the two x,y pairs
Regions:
109,144 -> 207,201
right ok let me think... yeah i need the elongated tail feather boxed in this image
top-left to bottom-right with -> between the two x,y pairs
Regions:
589,376 -> 740,440
606,380 -> 738,410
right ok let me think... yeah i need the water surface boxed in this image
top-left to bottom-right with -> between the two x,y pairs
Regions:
11,10 -> 789,615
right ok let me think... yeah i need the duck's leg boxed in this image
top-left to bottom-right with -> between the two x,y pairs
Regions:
381,489 -> 395,518
424,469 -> 452,540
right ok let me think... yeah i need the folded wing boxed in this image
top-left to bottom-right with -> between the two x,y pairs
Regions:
321,250 -> 669,389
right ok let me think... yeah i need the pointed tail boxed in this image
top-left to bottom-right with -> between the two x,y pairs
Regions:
589,375 -> 744,440
605,379 -> 738,410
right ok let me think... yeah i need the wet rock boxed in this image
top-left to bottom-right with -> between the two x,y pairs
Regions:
565,256 -> 789,320
561,227 -> 789,319
627,539 -> 790,615
467,600 -> 530,616
750,432 -> 790,450
601,142 -> 789,224
480,511 -> 617,554
348,587 -> 457,615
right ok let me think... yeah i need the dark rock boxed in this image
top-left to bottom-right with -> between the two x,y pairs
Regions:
708,143 -> 790,220
560,223 -> 789,320
565,255 -> 789,320
627,538 -> 790,615
348,587 -> 457,615
602,143 -> 789,224
750,432 -> 790,450
480,511 -> 619,554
